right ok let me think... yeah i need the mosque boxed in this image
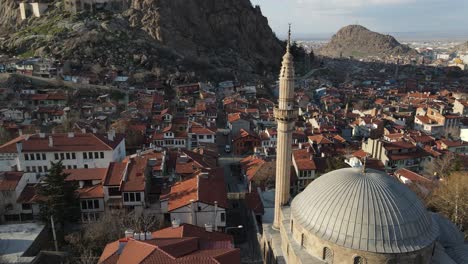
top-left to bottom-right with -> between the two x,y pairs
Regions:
261,27 -> 468,264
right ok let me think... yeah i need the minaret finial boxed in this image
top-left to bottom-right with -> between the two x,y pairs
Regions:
287,23 -> 292,52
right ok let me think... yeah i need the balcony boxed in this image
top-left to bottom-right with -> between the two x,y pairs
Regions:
273,107 -> 298,122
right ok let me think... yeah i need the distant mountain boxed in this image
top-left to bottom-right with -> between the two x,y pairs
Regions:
318,25 -> 418,58
452,41 -> 468,53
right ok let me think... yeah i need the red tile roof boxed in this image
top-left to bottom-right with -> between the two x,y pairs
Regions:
99,225 -> 239,264
77,184 -> 104,199
395,168 -> 433,184
308,135 -> 333,145
166,169 -> 228,211
293,149 -> 317,171
17,184 -> 43,203
0,133 -> 124,153
152,224 -> 233,243
65,168 -> 107,182
104,162 -> 128,186
0,172 -> 23,191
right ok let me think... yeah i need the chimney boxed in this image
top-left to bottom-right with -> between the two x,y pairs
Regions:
48,136 -> 53,147
213,201 -> 218,232
81,128 -> 86,134
108,130 -> 115,141
68,132 -> 74,138
145,232 -> 152,240
205,223 -> 213,232
190,199 -> 197,225
16,142 -> 23,154
171,219 -> 181,228
124,230 -> 134,238
117,238 -> 128,255
92,128 -> 97,134
39,133 -> 46,138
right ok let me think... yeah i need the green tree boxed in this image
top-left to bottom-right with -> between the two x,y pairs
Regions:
38,161 -> 80,226
324,156 -> 348,173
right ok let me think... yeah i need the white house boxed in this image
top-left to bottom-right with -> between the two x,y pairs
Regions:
0,131 -> 126,173
160,169 -> 228,231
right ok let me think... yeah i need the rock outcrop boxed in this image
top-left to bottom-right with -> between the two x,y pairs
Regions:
0,0 -> 284,80
318,25 -> 417,58
0,0 -> 20,36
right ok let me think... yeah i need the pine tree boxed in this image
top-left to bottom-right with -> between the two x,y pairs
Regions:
38,161 -> 80,225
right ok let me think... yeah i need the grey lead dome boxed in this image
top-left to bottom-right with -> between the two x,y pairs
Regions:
291,168 -> 438,254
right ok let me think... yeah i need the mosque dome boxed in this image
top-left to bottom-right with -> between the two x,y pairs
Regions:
290,168 -> 438,254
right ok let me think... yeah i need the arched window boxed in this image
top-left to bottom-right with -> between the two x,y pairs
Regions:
353,256 -> 366,264
323,247 -> 333,263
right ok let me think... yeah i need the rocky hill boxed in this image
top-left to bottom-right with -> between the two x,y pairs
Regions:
0,0 -> 284,80
318,25 -> 417,58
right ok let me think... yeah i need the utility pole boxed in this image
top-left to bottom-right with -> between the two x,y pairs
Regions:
51,215 -> 59,251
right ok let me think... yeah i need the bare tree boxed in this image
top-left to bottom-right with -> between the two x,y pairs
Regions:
424,152 -> 458,179
428,172 -> 468,239
66,210 -> 162,263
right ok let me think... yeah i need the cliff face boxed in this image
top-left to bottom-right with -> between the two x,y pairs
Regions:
0,0 -> 283,80
0,0 -> 19,35
127,0 -> 283,66
318,25 -> 417,58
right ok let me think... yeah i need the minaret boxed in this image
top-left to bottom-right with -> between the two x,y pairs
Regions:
273,25 -> 298,230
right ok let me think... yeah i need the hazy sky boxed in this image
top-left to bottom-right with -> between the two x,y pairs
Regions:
250,0 -> 468,38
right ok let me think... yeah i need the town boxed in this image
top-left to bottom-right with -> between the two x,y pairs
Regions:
0,1 -> 467,264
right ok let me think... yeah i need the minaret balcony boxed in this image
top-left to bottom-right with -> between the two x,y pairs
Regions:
274,106 -> 298,122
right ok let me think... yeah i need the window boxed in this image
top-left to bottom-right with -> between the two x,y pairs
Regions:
94,152 -> 99,159
94,200 -> 99,209
84,164 -> 88,169
30,154 -> 35,160
220,212 -> 226,222
72,153 -> 76,159
32,166 -> 36,172
43,166 -> 48,172
100,152 -> 104,159
22,203 -> 32,210
108,187 -> 121,196
26,166 -> 30,172
199,135 -> 204,139
42,153 -> 46,160
38,166 -> 43,173
207,135 -> 212,139
135,192 -> 141,201
323,247 -> 333,263
81,201 -> 87,210
24,154 -> 29,160
88,152 -> 93,159
66,153 -> 71,160
55,153 -> 59,160
353,256 -> 366,264
36,153 -> 41,160
73,165 -> 77,169
83,152 -> 88,159
60,153 -> 65,160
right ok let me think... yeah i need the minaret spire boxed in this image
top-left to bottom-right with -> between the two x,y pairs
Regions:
273,26 -> 298,230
